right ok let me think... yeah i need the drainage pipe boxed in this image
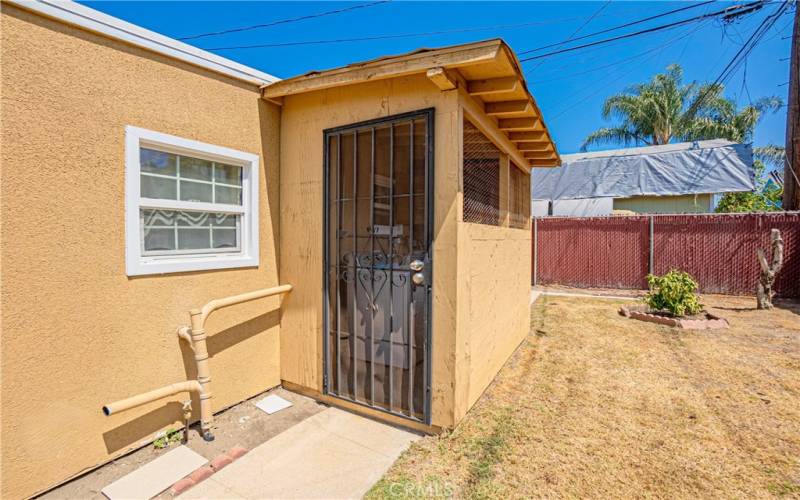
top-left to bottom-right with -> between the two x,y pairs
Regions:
102,381 -> 203,416
181,284 -> 293,441
197,284 -> 293,326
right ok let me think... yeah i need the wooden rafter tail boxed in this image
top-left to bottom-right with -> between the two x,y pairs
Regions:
529,158 -> 561,167
499,118 -> 544,132
262,95 -> 283,106
523,152 -> 557,161
426,67 -> 459,91
516,142 -> 553,152
484,100 -> 531,116
508,131 -> 547,142
466,76 -> 517,96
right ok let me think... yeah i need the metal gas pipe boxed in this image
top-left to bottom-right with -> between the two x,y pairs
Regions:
102,284 -> 292,441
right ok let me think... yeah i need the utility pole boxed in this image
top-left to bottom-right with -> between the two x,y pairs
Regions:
784,2 -> 800,210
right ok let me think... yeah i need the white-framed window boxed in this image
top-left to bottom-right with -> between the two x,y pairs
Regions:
125,126 -> 259,276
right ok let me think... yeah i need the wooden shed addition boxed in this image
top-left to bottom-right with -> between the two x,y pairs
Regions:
267,39 -> 560,432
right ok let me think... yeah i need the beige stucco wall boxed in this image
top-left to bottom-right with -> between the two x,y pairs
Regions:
278,75 -> 463,429
614,194 -> 714,213
1,6 -> 282,498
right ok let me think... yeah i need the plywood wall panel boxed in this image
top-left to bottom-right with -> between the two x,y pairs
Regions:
463,224 -> 532,406
278,75 -> 462,428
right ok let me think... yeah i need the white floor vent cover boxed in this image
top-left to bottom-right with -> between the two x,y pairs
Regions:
255,394 -> 293,415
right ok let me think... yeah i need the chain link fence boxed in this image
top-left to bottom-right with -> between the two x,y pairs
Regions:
533,212 -> 800,297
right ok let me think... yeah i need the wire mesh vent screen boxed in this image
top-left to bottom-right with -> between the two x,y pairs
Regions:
463,120 -> 501,225
509,163 -> 531,229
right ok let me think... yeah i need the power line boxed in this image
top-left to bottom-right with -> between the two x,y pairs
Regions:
526,4 -> 716,78
178,0 -> 391,41
685,1 -> 790,119
546,21 -> 713,122
200,16 -> 617,51
529,20 -> 714,86
761,7 -> 798,41
520,2 -> 766,62
528,0 -> 612,71
518,0 -> 717,55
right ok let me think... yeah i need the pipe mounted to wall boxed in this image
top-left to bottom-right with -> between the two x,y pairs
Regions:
102,284 -> 293,442
102,381 -> 203,416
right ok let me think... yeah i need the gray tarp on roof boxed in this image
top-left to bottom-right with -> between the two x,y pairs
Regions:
532,139 -> 754,200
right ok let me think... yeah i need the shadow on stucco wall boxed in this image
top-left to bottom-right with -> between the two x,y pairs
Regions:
102,402 -> 184,453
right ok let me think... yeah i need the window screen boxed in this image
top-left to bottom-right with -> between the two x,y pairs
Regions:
139,148 -> 244,255
463,120 -> 501,225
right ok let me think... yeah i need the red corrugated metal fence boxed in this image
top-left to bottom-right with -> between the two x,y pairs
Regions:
533,212 -> 800,297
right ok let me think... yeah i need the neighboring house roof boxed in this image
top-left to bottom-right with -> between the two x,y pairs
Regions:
532,139 -> 754,200
261,39 -> 561,168
6,0 -> 279,86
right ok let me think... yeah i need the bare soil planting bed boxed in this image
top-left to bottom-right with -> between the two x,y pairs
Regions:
369,293 -> 800,498
619,304 -> 730,329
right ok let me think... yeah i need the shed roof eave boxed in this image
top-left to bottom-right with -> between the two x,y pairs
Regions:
260,39 -> 505,99
261,38 -> 562,168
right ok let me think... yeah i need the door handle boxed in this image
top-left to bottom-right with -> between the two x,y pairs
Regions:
409,260 -> 424,271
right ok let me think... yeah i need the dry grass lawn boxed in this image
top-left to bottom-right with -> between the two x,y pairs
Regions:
368,294 -> 800,499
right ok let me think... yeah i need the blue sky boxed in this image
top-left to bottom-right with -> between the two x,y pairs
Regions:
83,1 -> 793,156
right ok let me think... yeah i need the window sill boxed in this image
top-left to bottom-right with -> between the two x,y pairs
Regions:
126,254 -> 259,276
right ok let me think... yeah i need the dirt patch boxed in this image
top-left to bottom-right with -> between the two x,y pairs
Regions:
369,293 -> 800,498
38,388 -> 326,499
619,305 -> 729,329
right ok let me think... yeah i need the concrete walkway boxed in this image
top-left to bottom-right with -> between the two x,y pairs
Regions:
180,407 -> 419,499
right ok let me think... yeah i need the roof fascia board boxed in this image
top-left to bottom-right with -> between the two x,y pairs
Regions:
5,0 -> 279,86
262,41 -> 503,98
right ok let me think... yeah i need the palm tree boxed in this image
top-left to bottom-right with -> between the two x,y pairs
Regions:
581,64 -> 782,151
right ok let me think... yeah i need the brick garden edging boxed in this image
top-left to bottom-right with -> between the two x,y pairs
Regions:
168,446 -> 248,496
619,305 -> 729,330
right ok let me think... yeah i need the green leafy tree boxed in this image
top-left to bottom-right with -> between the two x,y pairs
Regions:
582,65 -> 782,151
715,146 -> 784,213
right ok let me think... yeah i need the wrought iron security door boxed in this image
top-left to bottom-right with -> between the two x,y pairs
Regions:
323,109 -> 433,424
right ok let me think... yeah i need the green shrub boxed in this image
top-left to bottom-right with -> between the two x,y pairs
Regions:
644,270 -> 702,317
